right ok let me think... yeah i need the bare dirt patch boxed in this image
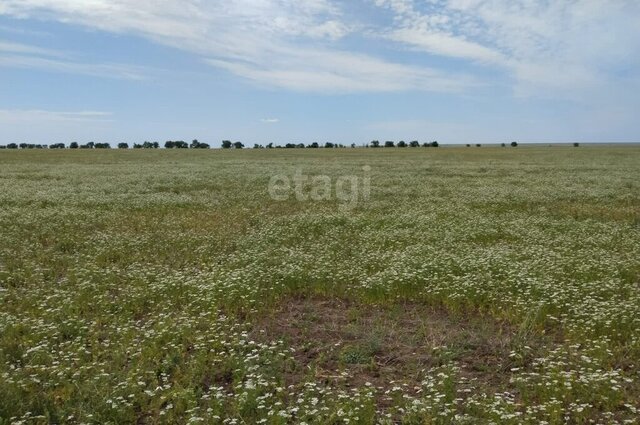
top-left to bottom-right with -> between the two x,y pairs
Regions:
253,295 -> 552,402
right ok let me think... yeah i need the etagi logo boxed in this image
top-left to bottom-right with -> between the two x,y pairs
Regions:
268,166 -> 371,211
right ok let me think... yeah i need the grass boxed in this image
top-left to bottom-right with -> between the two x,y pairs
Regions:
0,146 -> 639,424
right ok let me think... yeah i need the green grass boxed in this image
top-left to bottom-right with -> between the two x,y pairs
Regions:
0,146 -> 639,424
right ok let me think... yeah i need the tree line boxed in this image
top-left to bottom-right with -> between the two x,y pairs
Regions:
1,140 -> 575,150
0,139 -> 442,150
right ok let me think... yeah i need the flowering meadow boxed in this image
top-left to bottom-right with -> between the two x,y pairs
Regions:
0,146 -> 639,424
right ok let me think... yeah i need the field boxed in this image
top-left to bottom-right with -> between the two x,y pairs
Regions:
1,146 -> 639,424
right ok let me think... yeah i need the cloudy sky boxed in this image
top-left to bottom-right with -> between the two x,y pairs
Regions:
1,0 -> 639,146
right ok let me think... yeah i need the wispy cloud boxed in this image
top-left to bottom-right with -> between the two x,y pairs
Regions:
260,118 -> 280,123
375,0 -> 640,96
0,109 -> 113,122
0,23 -> 51,36
0,0 -> 639,95
0,0 -> 476,92
0,40 -> 64,57
0,53 -> 146,80
0,37 -> 147,79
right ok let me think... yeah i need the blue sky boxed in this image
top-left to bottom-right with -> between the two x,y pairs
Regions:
1,0 -> 639,146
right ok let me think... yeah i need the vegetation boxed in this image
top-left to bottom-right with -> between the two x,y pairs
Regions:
0,147 -> 639,423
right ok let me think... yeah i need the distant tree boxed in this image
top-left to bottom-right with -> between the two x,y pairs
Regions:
189,139 -> 209,149
190,139 -> 201,149
266,143 -> 274,149
118,143 -> 129,149
297,143 -> 305,149
476,144 -> 481,147
164,140 -> 188,148
233,141 -> 244,149
350,143 -> 356,148
466,144 -> 471,147
511,141 -> 518,147
384,141 -> 395,148
69,142 -> 79,149
573,142 -> 580,147
501,143 -> 506,147
142,141 -> 154,149
133,143 -> 143,149
422,142 -> 430,147
0,145 -> 5,149
397,140 -> 407,147
196,142 -> 210,148
49,143 -> 65,149
431,141 -> 439,147
152,142 -> 159,149
409,140 -> 420,148
221,140 -> 232,149
325,142 -> 335,148
94,143 -> 111,149
308,142 -> 319,148
370,140 -> 380,148
253,143 -> 263,149
19,143 -> 28,149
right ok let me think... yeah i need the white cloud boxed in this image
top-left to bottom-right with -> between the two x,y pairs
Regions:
260,118 -> 280,123
373,0 -> 640,97
0,0 -> 638,95
0,109 -> 113,122
0,23 -> 51,36
0,54 -> 146,79
0,0 -> 476,92
0,38 -> 147,79
386,28 -> 505,64
0,41 -> 64,57
208,47 -> 475,93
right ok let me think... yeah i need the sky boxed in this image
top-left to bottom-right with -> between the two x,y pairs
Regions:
1,0 -> 639,146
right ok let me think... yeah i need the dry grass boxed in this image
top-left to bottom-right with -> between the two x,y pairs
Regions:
253,295 -> 555,406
